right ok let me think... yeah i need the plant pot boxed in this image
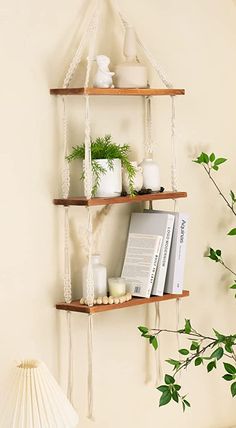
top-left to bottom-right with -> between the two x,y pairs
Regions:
122,161 -> 143,193
93,158 -> 122,197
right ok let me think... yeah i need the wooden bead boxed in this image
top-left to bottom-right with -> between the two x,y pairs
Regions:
108,296 -> 114,304
102,296 -> 109,305
114,297 -> 119,304
126,293 -> 132,301
97,298 -> 102,305
119,296 -> 125,304
93,299 -> 97,305
80,298 -> 85,305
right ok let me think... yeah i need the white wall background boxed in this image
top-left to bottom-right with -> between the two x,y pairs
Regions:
0,0 -> 236,427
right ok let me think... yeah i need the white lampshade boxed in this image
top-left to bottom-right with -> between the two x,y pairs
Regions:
0,360 -> 78,428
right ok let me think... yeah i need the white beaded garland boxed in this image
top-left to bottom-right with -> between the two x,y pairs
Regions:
80,293 -> 133,306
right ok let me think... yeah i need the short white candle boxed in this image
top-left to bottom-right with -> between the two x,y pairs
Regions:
108,277 -> 126,297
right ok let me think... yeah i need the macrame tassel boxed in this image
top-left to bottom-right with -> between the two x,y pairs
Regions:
62,97 -> 70,199
87,314 -> 94,420
64,207 -> 72,304
175,298 -> 182,382
154,302 -> 163,386
171,96 -> 178,192
86,207 -> 94,307
66,311 -> 73,402
144,305 -> 152,384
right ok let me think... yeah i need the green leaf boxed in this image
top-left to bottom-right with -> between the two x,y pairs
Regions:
223,363 -> 236,374
190,341 -> 199,351
228,228 -> 236,236
223,374 -> 234,381
157,385 -> 169,393
172,390 -> 179,403
210,347 -> 224,361
209,153 -> 215,162
178,349 -> 189,356
182,401 -> 186,412
195,357 -> 203,366
231,382 -> 236,397
174,384 -> 181,391
183,399 -> 191,408
159,390 -> 171,407
165,374 -> 175,385
212,165 -> 219,171
230,190 -> 236,203
138,326 -> 149,334
150,336 -> 158,350
166,359 -> 181,369
215,249 -> 221,257
225,343 -> 233,353
184,319 -> 192,334
214,158 -> 227,166
207,361 -> 216,372
208,248 -> 219,262
213,329 -> 225,342
230,283 -> 236,289
202,152 -> 209,164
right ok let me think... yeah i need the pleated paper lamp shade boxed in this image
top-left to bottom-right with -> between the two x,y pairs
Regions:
0,360 -> 78,428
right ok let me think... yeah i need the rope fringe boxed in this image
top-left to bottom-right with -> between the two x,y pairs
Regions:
87,314 -> 94,420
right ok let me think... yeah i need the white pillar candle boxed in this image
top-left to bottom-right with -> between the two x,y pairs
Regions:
108,277 -> 126,297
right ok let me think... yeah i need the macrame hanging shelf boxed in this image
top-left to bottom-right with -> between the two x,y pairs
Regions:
50,0 -> 188,420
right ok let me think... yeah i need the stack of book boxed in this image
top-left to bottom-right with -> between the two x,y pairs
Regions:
121,211 -> 188,298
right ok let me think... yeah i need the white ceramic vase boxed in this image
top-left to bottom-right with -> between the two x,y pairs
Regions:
83,254 -> 107,299
122,161 -> 143,193
139,158 -> 160,191
92,158 -> 122,197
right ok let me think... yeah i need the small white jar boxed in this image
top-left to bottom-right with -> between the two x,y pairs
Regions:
108,277 -> 126,297
122,161 -> 143,194
83,254 -> 107,298
139,158 -> 160,191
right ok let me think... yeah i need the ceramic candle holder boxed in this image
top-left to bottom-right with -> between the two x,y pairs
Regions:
108,277 -> 126,297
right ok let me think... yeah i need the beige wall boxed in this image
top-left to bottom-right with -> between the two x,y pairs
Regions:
1,0 -> 236,427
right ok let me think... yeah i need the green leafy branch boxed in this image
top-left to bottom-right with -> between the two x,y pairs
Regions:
138,320 -> 236,409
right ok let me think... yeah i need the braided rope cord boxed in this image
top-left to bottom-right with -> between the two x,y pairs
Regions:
144,96 -> 153,157
63,1 -> 99,88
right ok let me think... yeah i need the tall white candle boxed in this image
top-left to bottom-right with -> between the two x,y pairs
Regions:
108,277 -> 126,297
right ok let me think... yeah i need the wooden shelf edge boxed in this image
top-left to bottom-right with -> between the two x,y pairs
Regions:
50,87 -> 185,96
56,290 -> 189,314
53,191 -> 187,207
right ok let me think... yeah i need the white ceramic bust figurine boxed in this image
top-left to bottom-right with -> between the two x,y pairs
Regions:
93,55 -> 115,88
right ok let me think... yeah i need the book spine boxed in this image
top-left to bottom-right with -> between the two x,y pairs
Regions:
145,236 -> 163,297
152,216 -> 174,296
165,213 -> 188,294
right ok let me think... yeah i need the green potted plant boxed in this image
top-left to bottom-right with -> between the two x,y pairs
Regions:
67,134 -> 136,197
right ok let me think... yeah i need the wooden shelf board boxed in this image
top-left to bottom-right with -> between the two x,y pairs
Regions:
56,290 -> 189,314
53,191 -> 187,207
50,87 -> 185,96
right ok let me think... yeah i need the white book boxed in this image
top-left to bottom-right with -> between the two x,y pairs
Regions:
162,211 -> 189,294
143,211 -> 175,296
121,232 -> 163,298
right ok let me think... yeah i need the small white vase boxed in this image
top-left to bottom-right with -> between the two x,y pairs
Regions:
139,158 -> 160,191
83,254 -> 107,299
91,158 -> 122,197
122,161 -> 143,194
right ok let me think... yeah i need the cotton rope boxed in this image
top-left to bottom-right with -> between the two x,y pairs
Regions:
154,302 -> 163,386
63,1 -> 100,88
110,0 -> 173,89
62,97 -> 70,199
87,314 -> 94,420
144,96 -> 153,157
64,207 -> 72,304
66,311 -> 73,402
